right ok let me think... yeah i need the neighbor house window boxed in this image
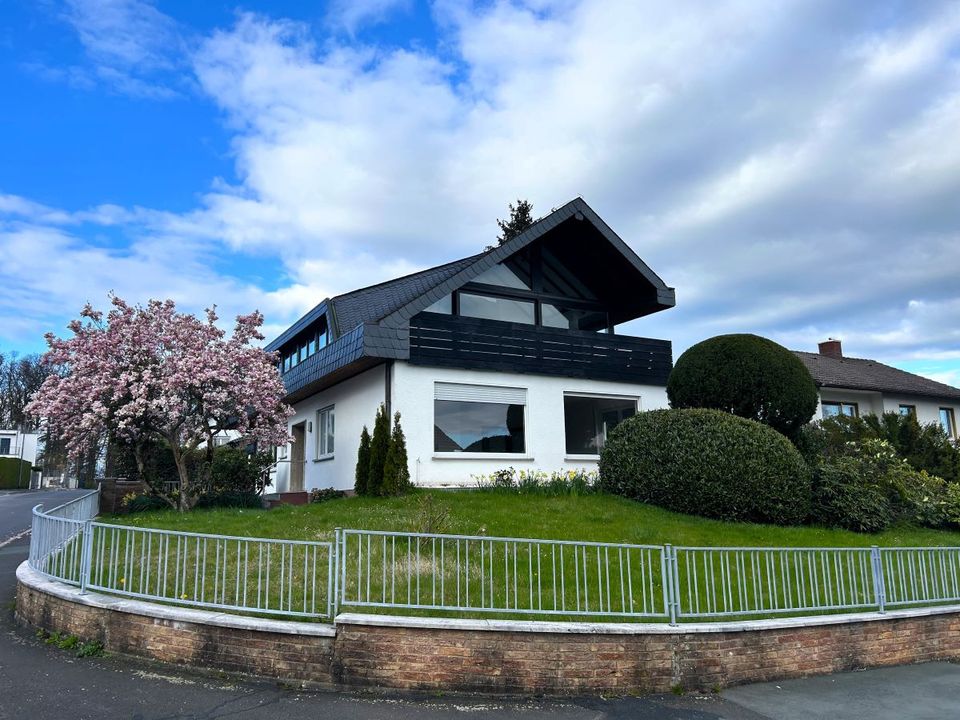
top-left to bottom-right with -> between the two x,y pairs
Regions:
458,292 -> 535,325
316,405 -> 335,458
0,438 -> 10,455
822,401 -> 858,418
899,405 -> 917,417
940,408 -> 957,439
434,382 -> 526,453
564,395 -> 637,455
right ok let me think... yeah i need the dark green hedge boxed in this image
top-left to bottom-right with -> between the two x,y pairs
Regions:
0,457 -> 33,489
598,408 -> 811,525
667,334 -> 819,437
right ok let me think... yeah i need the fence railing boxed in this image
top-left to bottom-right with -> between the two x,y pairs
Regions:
85,524 -> 333,618
26,502 -> 960,625
337,529 -> 668,618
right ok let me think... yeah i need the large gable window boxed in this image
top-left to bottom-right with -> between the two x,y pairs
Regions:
472,262 -> 532,290
434,382 -> 526,453
459,293 -> 535,325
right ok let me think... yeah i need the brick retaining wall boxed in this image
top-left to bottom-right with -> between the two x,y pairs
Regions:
16,563 -> 960,695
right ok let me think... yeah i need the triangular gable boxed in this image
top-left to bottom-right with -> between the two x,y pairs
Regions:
377,197 -> 675,330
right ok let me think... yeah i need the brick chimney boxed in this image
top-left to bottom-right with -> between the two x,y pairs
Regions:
818,339 -> 843,359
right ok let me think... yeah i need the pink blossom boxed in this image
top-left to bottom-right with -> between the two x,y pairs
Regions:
26,294 -> 294,511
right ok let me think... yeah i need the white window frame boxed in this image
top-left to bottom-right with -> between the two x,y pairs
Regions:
316,405 -> 335,460
563,392 -> 640,459
822,401 -> 858,418
432,382 -> 532,460
940,407 -> 957,440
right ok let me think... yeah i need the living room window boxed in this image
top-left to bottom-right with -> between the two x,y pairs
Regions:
563,394 -> 638,455
822,401 -> 858,418
434,383 -> 526,453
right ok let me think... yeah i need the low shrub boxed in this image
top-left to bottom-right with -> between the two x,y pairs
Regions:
193,491 -> 263,510
473,468 -> 598,496
598,408 -> 811,525
810,457 -> 896,532
122,493 -> 170,513
810,439 -> 951,532
802,413 -> 960,484
309,487 -> 346,504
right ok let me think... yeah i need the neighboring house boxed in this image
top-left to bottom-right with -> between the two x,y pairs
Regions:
794,340 -> 960,440
266,198 -> 676,492
0,428 -> 39,466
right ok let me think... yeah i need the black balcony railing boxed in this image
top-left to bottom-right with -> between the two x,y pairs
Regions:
410,313 -> 672,385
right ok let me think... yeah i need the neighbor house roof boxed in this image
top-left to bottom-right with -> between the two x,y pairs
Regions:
794,351 -> 960,401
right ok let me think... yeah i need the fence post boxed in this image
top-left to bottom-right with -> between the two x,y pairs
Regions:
665,544 -> 678,626
332,528 -> 342,619
871,545 -> 886,614
79,520 -> 93,595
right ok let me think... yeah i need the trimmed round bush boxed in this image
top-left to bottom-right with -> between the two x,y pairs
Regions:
667,334 -> 819,437
598,408 -> 811,525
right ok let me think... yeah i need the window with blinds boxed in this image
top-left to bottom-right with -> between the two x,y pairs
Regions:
434,383 -> 527,453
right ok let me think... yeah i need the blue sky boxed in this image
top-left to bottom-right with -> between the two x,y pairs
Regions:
0,1 -> 958,387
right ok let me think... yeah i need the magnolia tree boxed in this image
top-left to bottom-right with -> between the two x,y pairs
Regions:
26,295 -> 292,511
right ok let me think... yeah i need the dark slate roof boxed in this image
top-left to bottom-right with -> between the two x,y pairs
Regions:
329,252 -> 486,336
794,351 -> 960,401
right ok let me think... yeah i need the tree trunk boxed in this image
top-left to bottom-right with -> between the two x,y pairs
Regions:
168,441 -> 194,513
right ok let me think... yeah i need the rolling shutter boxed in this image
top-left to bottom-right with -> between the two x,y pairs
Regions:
434,382 -> 527,405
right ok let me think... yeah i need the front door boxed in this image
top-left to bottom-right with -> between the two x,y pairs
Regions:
290,422 -> 306,492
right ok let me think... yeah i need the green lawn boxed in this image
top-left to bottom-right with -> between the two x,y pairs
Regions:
82,491 -> 960,624
105,489 -> 960,548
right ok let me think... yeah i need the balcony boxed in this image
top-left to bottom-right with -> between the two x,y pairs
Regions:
409,313 -> 672,385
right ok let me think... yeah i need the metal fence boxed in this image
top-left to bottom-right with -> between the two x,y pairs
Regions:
26,500 -> 960,625
29,488 -> 101,586
337,529 -> 668,618
85,524 -> 334,618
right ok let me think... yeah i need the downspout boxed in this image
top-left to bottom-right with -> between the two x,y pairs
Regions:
384,360 -> 393,417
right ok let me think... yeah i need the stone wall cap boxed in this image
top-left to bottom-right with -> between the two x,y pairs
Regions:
16,562 -> 335,637
334,604 -> 960,635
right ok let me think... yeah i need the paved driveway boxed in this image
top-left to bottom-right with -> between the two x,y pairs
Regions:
1,489 -> 957,719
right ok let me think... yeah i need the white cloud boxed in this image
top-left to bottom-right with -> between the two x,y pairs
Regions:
327,0 -> 412,34
4,1 -> 960,378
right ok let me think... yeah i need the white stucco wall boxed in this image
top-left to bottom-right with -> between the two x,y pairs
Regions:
0,430 -> 38,465
816,388 -> 885,418
273,365 -> 387,493
392,362 -> 670,488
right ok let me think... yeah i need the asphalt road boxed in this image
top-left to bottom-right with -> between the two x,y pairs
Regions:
1,490 -> 958,720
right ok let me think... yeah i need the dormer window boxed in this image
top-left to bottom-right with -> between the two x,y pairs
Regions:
280,318 -> 329,373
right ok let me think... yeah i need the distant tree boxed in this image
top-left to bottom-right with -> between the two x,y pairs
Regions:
354,425 -> 371,495
366,404 -> 390,496
667,334 -> 819,439
0,352 -> 49,429
496,199 -> 535,246
26,295 -> 292,510
382,412 -> 411,496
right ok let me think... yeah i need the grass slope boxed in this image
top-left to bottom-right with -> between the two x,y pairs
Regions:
106,489 -> 960,548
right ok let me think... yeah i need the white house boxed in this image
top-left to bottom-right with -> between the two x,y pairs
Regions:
266,198 -> 676,493
0,428 -> 39,466
794,340 -> 960,439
